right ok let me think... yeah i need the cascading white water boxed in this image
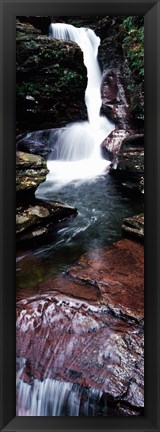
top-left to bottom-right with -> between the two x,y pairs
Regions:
36,23 -> 114,194
17,368 -> 103,416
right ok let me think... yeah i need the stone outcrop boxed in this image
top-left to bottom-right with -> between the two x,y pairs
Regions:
122,213 -> 144,241
101,132 -> 144,195
16,151 -> 49,194
16,238 -> 144,415
109,134 -> 144,194
16,151 -> 78,241
101,128 -> 131,159
16,200 -> 77,241
95,16 -> 144,129
16,129 -> 60,159
16,19 -> 87,134
95,17 -> 132,129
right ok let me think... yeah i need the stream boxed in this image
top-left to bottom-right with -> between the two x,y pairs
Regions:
16,173 -> 143,290
16,21 -> 144,417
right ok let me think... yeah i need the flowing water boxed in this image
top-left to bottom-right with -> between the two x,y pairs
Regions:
17,359 -> 104,416
16,23 -> 143,415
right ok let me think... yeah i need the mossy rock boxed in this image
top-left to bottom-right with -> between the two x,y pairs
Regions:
16,200 -> 78,240
16,151 -> 49,194
16,22 -> 87,132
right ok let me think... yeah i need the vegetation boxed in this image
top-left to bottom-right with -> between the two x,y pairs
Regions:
120,16 -> 144,120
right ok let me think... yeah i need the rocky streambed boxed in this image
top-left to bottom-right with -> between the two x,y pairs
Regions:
16,238 -> 144,416
16,15 -> 144,417
16,146 -> 144,416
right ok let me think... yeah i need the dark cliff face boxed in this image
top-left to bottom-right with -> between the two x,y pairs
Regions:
16,19 -> 88,134
95,16 -> 144,129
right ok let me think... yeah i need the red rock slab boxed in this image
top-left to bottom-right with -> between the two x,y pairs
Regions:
16,292 -> 144,408
17,239 -> 144,322
32,275 -> 100,302
67,239 -> 144,322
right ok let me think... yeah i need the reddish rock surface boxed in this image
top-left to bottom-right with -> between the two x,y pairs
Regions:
100,68 -> 131,127
101,129 -> 131,157
16,239 -> 144,413
16,292 -> 144,408
67,238 -> 144,322
17,239 -> 144,321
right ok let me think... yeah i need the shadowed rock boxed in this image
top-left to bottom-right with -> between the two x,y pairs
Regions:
122,213 -> 144,241
16,200 -> 77,240
109,134 -> 144,195
16,19 -> 87,134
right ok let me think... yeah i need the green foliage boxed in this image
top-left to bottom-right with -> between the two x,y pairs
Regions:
16,81 -> 51,98
121,17 -> 144,77
16,68 -> 84,100
57,69 -> 81,88
120,16 -> 144,119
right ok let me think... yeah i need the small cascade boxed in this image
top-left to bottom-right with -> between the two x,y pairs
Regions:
16,22 -> 115,192
49,24 -> 102,126
34,23 -> 115,194
17,372 -> 104,416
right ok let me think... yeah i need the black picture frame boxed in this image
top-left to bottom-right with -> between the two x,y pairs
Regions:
0,0 -> 159,431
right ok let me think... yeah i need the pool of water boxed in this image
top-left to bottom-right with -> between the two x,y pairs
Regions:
16,172 -> 143,291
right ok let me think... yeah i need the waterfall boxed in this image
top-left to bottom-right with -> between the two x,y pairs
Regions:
17,371 -> 104,416
49,23 -> 102,126
35,23 -> 114,195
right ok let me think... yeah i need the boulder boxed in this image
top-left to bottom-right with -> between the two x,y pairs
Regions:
16,151 -> 49,194
122,213 -> 144,241
16,128 -> 60,159
16,200 -> 77,240
101,128 -> 131,159
109,134 -> 144,194
16,151 -> 78,241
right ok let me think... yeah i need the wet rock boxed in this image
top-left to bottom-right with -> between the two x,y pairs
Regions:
16,200 -> 77,240
16,290 -> 144,413
101,128 -> 131,159
16,151 -> 49,194
67,238 -> 144,322
16,150 -> 47,169
100,67 -> 131,128
122,213 -> 144,242
16,129 -> 60,158
16,238 -> 144,414
95,17 -> 132,129
16,151 -> 78,242
109,134 -> 144,194
95,16 -> 144,128
30,274 -> 101,302
18,239 -> 144,322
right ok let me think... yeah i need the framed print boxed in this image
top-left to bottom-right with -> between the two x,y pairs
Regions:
0,0 -> 160,431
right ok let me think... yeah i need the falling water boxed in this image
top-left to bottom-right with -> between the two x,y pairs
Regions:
17,359 -> 103,416
36,23 -> 114,194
